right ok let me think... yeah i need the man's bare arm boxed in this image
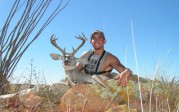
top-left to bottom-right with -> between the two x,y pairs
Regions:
109,55 -> 125,73
109,54 -> 132,86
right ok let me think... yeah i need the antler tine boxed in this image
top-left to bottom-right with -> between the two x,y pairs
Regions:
71,33 -> 87,56
50,34 -> 65,56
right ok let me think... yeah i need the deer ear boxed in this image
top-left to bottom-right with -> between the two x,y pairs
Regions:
50,53 -> 63,60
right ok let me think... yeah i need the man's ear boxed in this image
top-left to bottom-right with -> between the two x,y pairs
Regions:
104,39 -> 106,44
90,39 -> 92,44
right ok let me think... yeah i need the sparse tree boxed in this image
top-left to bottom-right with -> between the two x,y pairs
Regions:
0,0 -> 70,94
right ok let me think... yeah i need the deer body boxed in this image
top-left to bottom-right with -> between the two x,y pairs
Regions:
50,34 -> 95,86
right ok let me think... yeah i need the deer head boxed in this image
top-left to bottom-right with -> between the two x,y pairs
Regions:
50,33 -> 87,70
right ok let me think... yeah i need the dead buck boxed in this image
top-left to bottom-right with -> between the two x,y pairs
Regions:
50,33 -> 95,87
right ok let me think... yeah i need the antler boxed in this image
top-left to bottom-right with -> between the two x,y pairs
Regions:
71,33 -> 87,56
50,34 -> 65,56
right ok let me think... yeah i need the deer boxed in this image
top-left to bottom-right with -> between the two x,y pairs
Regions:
50,33 -> 98,87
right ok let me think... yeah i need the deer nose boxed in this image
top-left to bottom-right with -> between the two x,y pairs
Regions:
64,60 -> 70,65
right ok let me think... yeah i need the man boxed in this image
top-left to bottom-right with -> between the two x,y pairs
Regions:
77,30 -> 132,86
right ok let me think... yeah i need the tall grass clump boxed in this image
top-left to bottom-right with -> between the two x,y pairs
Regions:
130,20 -> 178,111
131,20 -> 144,112
154,76 -> 179,111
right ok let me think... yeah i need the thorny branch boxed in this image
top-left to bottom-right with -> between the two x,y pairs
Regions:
0,0 -> 70,80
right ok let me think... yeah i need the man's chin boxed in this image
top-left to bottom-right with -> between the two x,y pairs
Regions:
94,47 -> 102,50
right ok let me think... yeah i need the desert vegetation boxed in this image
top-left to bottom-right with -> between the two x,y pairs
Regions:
0,0 -> 70,95
0,62 -> 178,111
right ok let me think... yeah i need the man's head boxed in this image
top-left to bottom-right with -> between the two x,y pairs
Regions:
91,30 -> 106,40
90,30 -> 106,50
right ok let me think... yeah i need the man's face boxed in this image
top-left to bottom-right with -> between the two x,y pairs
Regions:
90,33 -> 106,50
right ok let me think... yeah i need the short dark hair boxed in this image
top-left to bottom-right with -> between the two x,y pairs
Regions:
91,30 -> 105,40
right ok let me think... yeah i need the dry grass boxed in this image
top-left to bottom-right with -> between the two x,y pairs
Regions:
0,60 -> 178,112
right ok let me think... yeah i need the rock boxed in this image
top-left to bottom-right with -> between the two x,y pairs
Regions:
106,104 -> 137,112
1,75 -> 174,112
0,87 -> 43,111
0,108 -> 11,112
0,93 -> 19,108
21,91 -> 42,108
49,82 -> 70,96
57,83 -> 119,112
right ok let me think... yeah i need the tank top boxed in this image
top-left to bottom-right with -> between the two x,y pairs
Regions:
83,50 -> 112,75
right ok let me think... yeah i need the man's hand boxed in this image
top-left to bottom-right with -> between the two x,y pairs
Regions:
114,69 -> 131,87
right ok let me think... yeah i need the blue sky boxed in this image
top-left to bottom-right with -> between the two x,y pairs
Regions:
0,0 -> 178,84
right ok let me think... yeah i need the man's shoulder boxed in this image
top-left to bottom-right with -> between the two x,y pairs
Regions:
105,51 -> 113,57
105,51 -> 118,59
81,49 -> 93,57
82,49 -> 93,54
